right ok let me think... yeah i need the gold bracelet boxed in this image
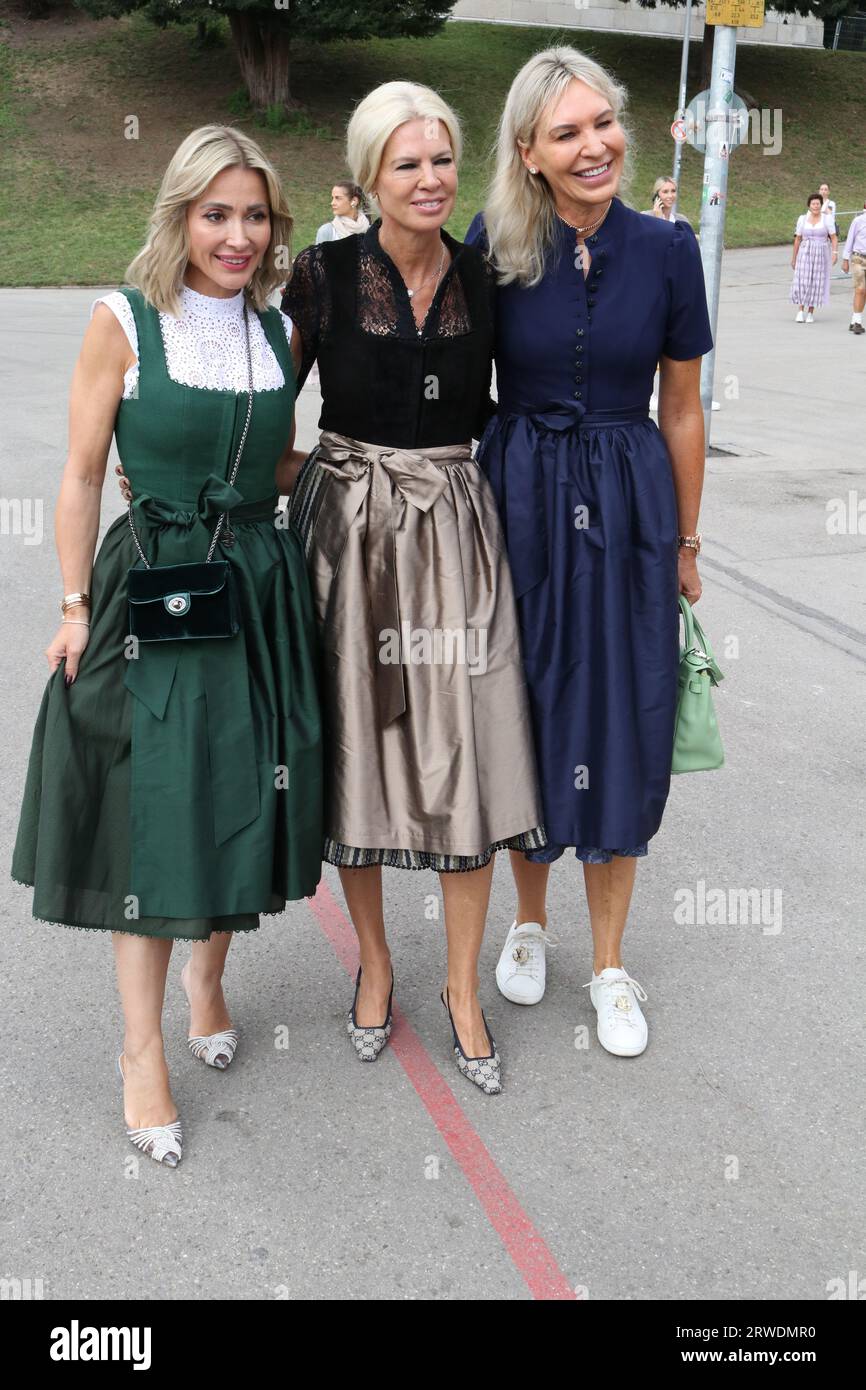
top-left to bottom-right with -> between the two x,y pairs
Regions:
61,592 -> 91,614
62,618 -> 90,626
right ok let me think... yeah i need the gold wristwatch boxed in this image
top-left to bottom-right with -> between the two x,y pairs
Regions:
677,534 -> 701,554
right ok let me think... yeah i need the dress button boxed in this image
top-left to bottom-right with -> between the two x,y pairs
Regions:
575,375 -> 583,383
574,390 -> 583,399
587,298 -> 596,307
576,328 -> 584,336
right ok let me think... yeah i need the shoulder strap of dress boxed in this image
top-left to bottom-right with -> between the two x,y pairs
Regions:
323,235 -> 360,327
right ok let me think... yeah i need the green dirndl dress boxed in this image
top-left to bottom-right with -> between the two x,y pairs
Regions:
11,288 -> 324,939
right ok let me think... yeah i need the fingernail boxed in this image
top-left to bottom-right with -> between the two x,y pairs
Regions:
64,675 -> 72,687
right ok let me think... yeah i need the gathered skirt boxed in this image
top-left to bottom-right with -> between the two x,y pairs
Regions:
790,239 -> 831,307
476,405 -> 680,864
289,432 -> 546,871
11,499 -> 324,938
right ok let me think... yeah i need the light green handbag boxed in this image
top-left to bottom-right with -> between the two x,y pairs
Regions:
672,596 -> 724,773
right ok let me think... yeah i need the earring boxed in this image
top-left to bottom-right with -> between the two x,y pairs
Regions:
529,166 -> 538,175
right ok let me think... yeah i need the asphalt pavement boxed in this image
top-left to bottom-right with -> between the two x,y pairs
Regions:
0,247 -> 863,1301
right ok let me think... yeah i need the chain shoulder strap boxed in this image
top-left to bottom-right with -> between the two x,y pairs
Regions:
127,302 -> 255,570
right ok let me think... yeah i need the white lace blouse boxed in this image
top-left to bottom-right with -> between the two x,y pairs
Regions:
90,284 -> 295,399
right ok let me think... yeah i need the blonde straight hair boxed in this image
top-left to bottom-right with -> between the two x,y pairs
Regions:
652,174 -> 677,199
483,48 -> 633,288
346,80 -> 463,211
125,125 -> 293,315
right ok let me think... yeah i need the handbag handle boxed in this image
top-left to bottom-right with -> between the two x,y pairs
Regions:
678,595 -> 724,685
127,303 -> 255,571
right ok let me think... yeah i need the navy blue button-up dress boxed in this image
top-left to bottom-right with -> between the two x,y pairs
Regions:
466,196 -> 713,863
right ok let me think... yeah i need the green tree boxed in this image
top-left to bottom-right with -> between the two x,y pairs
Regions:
73,0 -> 455,111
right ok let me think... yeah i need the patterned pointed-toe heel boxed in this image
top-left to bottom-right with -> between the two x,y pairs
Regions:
347,966 -> 394,1062
181,962 -> 238,1069
440,990 -> 502,1095
187,1029 -> 239,1070
117,1055 -> 183,1167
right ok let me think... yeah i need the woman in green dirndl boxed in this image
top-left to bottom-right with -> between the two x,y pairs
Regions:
11,126 -> 324,1167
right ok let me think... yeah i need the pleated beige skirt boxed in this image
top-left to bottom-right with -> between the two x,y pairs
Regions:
289,431 -> 547,870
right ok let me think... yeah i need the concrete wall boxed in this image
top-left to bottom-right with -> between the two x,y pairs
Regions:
451,1 -> 825,49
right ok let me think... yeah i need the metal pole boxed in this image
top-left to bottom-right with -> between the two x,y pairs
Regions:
672,0 -> 693,200
697,24 -> 737,449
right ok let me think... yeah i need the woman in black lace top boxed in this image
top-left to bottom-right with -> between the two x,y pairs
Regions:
284,81 -> 545,1092
286,217 -> 495,446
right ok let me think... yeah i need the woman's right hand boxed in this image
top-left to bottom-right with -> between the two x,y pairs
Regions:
46,613 -> 90,684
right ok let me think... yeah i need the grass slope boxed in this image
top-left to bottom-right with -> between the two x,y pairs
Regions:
0,4 -> 863,286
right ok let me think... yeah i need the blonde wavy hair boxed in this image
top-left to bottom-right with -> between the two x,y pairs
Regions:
125,125 -> 293,315
346,81 -> 463,214
483,47 -> 634,288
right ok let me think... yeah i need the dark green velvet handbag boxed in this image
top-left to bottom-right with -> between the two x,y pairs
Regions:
126,305 -> 252,644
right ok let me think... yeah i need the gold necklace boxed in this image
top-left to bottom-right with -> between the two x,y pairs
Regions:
557,199 -> 612,236
558,200 -> 612,275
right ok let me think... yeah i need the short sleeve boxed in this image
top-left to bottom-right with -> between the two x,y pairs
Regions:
280,245 -> 326,389
464,210 -> 488,254
662,222 -> 714,361
90,291 -> 139,399
90,290 -> 138,359
795,214 -> 805,237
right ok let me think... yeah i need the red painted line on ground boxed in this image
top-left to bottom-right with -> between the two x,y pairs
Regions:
306,879 -> 577,1301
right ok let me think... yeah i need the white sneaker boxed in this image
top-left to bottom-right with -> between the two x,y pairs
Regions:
805,312 -> 814,323
795,310 -> 805,322
495,920 -> 551,1005
584,967 -> 648,1056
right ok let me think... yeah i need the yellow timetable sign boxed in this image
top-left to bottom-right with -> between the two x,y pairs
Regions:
706,0 -> 765,25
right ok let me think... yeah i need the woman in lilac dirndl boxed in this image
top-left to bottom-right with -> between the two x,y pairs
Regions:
791,193 -> 838,323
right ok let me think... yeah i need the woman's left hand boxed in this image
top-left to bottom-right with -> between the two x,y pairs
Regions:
678,548 -> 702,604
115,462 -> 132,503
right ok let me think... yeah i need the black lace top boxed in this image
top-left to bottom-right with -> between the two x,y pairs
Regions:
281,219 -> 496,448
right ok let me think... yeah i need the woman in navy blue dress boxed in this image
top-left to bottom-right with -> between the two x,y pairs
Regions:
466,46 -> 713,1056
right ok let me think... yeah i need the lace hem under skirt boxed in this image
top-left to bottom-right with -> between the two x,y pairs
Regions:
324,827 -> 547,873
525,842 -> 649,865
